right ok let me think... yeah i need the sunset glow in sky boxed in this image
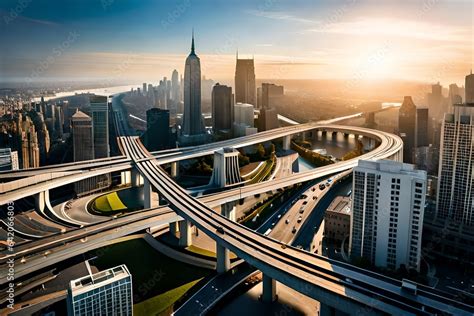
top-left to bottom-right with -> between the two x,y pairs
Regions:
1,0 -> 472,85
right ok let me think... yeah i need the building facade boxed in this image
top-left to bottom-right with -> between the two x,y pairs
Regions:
89,95 -> 109,159
144,108 -> 171,151
211,83 -> 233,135
350,160 -> 427,271
466,71 -> 474,103
182,33 -> 204,136
67,265 -> 133,316
398,96 -> 417,163
233,103 -> 255,137
436,103 -> 474,225
235,57 -> 256,106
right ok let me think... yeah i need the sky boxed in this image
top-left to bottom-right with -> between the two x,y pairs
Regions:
0,0 -> 472,85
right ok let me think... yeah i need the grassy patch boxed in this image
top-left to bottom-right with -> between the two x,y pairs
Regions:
90,239 -> 211,310
133,279 -> 202,316
93,191 -> 127,213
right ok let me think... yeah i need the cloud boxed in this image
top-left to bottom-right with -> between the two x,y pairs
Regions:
306,17 -> 470,43
246,10 -> 317,25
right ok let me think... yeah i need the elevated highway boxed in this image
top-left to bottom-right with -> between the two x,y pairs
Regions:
115,136 -> 470,315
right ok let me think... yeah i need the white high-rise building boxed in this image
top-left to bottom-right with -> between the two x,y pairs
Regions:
233,103 -> 255,137
67,265 -> 133,316
436,103 -> 474,225
350,160 -> 427,271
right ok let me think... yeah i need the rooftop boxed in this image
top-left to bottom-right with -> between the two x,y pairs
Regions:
327,196 -> 351,215
70,264 -> 130,295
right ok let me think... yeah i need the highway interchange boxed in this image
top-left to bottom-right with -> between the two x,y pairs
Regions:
0,104 -> 472,315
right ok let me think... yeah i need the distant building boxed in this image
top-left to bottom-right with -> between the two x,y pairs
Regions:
324,196 -> 351,245
466,70 -> 474,103
67,265 -> 132,316
233,103 -> 254,137
171,69 -> 180,102
212,83 -> 233,136
398,96 -> 417,163
143,82 -> 147,95
259,83 -> 284,109
72,110 -> 108,195
180,32 -> 207,146
415,107 -> 429,148
436,103 -> 474,225
0,148 -> 18,171
89,96 -> 109,159
350,160 -> 426,271
145,108 -> 171,151
258,107 -> 279,132
235,56 -> 256,106
413,145 -> 438,175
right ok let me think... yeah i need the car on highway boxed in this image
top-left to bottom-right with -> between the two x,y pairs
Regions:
291,226 -> 297,234
297,216 -> 302,223
300,194 -> 307,199
285,218 -> 290,224
302,201 -> 308,205
299,207 -> 305,214
216,226 -> 225,234
312,196 -> 317,200
319,184 -> 326,190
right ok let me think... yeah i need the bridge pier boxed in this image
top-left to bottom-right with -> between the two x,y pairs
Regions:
178,220 -> 192,247
221,202 -> 236,221
171,162 -> 179,178
169,221 -> 178,236
343,133 -> 349,139
262,274 -> 277,302
131,167 -> 142,187
301,132 -> 306,142
319,302 -> 336,316
283,135 -> 291,151
34,190 -> 49,213
216,243 -> 230,274
331,131 -> 338,139
143,177 -> 152,209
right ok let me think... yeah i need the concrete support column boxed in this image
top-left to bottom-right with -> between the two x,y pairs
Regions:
131,167 -> 142,187
169,221 -> 178,236
179,220 -> 192,247
171,161 -> 179,178
34,190 -> 48,213
319,302 -> 336,316
216,243 -> 230,274
283,135 -> 291,151
143,177 -> 152,209
262,274 -> 277,303
221,202 -> 236,221
301,132 -> 306,142
312,130 -> 319,141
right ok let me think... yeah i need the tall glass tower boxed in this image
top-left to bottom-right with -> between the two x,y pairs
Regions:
182,32 -> 204,136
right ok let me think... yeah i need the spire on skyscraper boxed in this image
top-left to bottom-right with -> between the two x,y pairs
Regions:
191,29 -> 195,55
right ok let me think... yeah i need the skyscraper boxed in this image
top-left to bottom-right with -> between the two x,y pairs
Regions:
71,110 -> 94,163
465,70 -> 474,103
89,96 -> 109,159
144,108 -> 171,151
415,107 -> 429,147
235,56 -> 256,106
212,83 -> 233,135
182,32 -> 204,136
67,265 -> 133,316
233,103 -> 255,137
171,69 -> 180,102
350,160 -> 426,271
260,83 -> 284,109
398,96 -> 417,163
436,103 -> 474,225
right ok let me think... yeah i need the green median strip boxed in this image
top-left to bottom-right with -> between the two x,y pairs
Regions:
133,278 -> 203,316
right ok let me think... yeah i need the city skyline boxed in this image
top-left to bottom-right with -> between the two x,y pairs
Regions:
1,0 -> 473,85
